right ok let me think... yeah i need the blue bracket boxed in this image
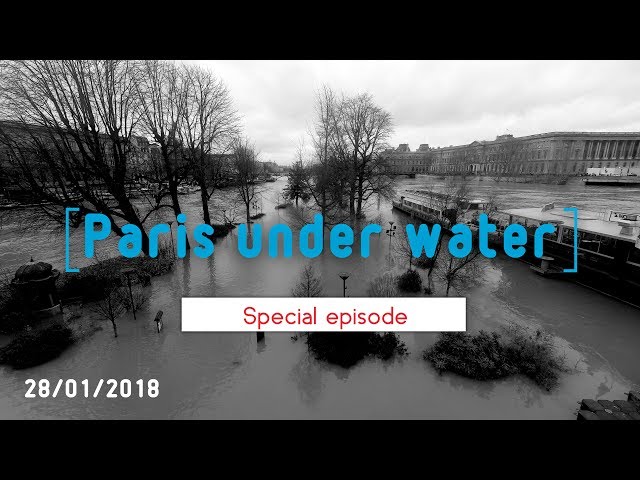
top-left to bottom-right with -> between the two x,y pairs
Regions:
65,207 -> 80,273
563,207 -> 578,273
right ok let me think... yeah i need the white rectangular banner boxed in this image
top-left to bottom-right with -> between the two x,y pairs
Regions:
181,297 -> 466,332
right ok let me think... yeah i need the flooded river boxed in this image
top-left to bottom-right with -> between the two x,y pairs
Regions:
0,176 -> 638,419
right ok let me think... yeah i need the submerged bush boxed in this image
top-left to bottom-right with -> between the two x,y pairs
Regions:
306,332 -> 408,368
0,323 -> 75,369
397,269 -> 422,293
414,254 -> 436,270
423,326 -> 566,391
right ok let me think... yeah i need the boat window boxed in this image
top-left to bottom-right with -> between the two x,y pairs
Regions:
579,231 -> 601,253
628,248 -> 640,267
520,221 -> 537,236
561,227 -> 575,245
598,236 -> 617,258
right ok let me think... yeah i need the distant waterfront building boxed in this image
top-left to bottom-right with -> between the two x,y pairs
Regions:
383,143 -> 431,174
0,120 -> 153,198
430,132 -> 640,176
385,132 -> 640,176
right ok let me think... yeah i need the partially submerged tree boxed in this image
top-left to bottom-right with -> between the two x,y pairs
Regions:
91,285 -> 127,337
180,64 -> 240,226
291,264 -> 323,297
136,60 -> 190,233
436,248 -> 484,296
231,137 -> 261,225
332,92 -> 395,217
284,151 -> 308,207
302,87 -> 349,230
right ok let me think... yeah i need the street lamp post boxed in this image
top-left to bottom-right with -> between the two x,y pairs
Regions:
339,272 -> 350,298
386,221 -> 397,258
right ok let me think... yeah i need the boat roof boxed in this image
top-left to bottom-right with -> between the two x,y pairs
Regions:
402,189 -> 488,204
500,205 -> 640,243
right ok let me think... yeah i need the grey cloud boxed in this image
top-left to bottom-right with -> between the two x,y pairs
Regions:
189,60 -> 640,163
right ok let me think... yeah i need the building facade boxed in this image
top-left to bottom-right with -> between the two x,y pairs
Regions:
0,120 -> 153,194
383,143 -> 431,175
429,132 -> 640,176
384,132 -> 640,176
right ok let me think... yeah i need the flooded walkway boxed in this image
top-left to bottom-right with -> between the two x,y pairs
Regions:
0,176 -> 638,419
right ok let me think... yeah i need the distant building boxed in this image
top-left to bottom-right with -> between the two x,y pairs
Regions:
386,132 -> 640,176
430,132 -> 640,175
383,143 -> 431,174
0,120 -> 152,198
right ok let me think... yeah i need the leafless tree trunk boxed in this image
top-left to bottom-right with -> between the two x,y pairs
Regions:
231,138 -> 261,226
136,60 -> 190,249
292,264 -> 323,297
180,64 -> 240,226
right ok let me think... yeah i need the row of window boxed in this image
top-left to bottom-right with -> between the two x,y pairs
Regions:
434,160 -> 638,175
510,220 -> 640,266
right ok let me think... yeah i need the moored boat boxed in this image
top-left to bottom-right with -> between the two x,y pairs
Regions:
499,203 -> 640,306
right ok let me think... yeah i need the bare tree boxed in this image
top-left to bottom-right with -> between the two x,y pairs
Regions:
367,272 -> 399,297
180,64 -> 240,226
302,87 -> 349,230
436,248 -> 484,296
136,60 -> 190,237
337,93 -> 395,217
291,264 -> 323,297
231,137 -> 261,225
394,218 -> 417,272
0,60 -> 158,254
91,286 -> 127,337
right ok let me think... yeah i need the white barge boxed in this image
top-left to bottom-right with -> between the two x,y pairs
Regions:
499,204 -> 640,306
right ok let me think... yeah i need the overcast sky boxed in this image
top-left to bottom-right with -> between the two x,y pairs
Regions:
191,60 -> 640,165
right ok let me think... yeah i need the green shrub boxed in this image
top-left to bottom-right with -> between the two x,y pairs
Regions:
424,327 -> 566,391
0,323 -> 75,369
306,332 -> 408,368
397,269 -> 422,293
